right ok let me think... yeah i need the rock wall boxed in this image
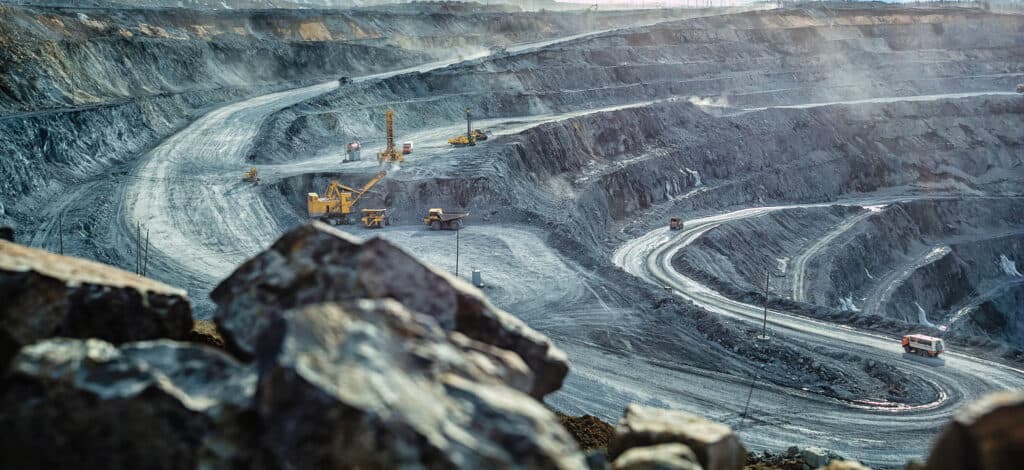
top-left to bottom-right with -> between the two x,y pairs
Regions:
253,6 -> 1024,164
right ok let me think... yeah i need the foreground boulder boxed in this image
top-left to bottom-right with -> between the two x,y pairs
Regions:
0,338 -> 260,469
212,221 -> 568,398
0,240 -> 192,366
925,390 -> 1024,470
612,443 -> 702,470
608,405 -> 745,470
254,299 -> 585,469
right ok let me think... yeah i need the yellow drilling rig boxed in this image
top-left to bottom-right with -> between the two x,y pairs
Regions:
448,107 -> 488,147
307,171 -> 387,225
377,109 -> 404,166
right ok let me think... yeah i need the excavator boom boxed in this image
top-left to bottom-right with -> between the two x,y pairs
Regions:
351,170 -> 387,204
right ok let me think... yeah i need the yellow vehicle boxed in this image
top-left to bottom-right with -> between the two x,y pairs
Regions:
243,167 -> 260,184
307,171 -> 387,224
361,209 -> 390,228
448,134 -> 475,147
423,208 -> 468,230
377,109 -> 404,166
448,108 -> 487,147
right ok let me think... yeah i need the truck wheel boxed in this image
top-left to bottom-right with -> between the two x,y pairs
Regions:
903,346 -> 910,353
431,221 -> 441,231
452,219 -> 463,230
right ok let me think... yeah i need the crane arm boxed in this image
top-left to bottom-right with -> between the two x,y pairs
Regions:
351,171 -> 387,204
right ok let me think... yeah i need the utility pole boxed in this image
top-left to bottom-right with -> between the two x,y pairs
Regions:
455,228 -> 460,278
136,223 -> 141,275
143,229 -> 150,277
58,214 -> 64,255
739,375 -> 757,427
758,268 -> 770,341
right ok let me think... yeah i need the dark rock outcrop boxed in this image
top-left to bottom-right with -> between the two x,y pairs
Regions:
0,338 -> 261,469
0,240 -> 192,366
253,299 -> 585,469
212,221 -> 568,398
925,390 -> 1024,470
608,405 -> 746,470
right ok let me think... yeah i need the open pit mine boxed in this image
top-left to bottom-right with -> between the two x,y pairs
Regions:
1,1 -> 1023,469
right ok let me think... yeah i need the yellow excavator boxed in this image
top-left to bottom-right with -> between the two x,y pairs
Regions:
307,171 -> 387,225
377,109 -> 404,166
448,108 -> 487,147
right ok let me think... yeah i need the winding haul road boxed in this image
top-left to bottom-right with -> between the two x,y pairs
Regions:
611,200 -> 1024,465
790,210 -> 875,303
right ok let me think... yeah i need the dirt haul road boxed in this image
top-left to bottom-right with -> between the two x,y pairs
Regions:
613,198 -> 1024,466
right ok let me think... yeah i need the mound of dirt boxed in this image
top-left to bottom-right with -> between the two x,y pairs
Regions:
555,411 -> 615,451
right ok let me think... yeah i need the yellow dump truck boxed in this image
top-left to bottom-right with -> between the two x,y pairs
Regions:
423,208 -> 468,230
360,209 -> 389,229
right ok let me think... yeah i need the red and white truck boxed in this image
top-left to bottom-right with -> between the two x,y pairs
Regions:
902,334 -> 945,357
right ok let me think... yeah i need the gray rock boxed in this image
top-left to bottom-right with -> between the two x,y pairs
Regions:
0,338 -> 262,469
253,299 -> 586,469
0,240 -> 192,366
802,446 -> 831,468
608,405 -> 745,470
612,443 -> 703,470
212,221 -> 568,398
818,461 -> 871,470
925,390 -> 1024,470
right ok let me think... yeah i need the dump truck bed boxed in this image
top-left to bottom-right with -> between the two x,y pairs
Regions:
437,212 -> 469,222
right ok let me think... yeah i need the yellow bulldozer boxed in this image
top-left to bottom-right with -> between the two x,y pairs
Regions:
307,171 -> 387,225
